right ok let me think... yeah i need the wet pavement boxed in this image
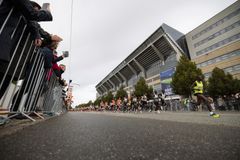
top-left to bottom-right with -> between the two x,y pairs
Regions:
0,112 -> 240,160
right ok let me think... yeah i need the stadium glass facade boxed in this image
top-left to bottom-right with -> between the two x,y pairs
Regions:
96,24 -> 188,96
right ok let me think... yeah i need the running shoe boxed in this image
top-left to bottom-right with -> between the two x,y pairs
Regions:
210,113 -> 220,118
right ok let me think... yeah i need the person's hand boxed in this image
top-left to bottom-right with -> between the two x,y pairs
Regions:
34,39 -> 42,47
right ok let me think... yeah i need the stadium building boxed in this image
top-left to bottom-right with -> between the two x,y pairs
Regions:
185,1 -> 240,79
96,1 -> 240,98
96,23 -> 189,97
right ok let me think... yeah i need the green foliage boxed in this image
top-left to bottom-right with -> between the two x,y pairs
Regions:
146,86 -> 153,99
104,91 -> 114,103
134,77 -> 152,97
171,55 -> 203,96
75,103 -> 88,108
87,100 -> 92,106
115,86 -> 127,99
207,67 -> 240,97
94,98 -> 101,106
232,79 -> 240,94
76,100 -> 93,108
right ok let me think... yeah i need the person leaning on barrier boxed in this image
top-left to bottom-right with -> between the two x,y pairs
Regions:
191,76 -> 220,118
56,64 -> 66,86
0,0 -> 52,24
28,1 -> 62,47
0,0 -> 53,99
0,0 -> 53,61
52,51 -> 69,73
41,40 -> 61,69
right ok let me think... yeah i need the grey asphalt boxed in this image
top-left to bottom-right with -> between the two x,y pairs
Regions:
0,112 -> 240,160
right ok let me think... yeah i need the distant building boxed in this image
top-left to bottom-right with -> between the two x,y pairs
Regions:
185,1 -> 240,79
96,23 -> 188,97
96,1 -> 240,98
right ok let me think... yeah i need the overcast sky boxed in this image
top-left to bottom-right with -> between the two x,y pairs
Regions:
36,0 -> 237,106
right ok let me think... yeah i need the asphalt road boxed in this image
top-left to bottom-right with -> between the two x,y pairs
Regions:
0,112 -> 240,160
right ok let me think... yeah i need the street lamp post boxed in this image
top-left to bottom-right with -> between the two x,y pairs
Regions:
66,80 -> 80,110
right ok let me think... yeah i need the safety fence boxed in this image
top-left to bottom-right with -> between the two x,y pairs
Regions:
0,7 -> 66,124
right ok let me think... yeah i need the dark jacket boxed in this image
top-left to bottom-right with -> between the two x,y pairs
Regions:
0,0 -> 53,62
0,0 -> 52,24
28,21 -> 52,46
41,47 -> 53,69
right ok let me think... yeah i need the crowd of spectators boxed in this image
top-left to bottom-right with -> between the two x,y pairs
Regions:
0,0 -> 70,111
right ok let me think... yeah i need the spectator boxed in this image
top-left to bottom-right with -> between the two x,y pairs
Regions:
0,0 -> 52,61
217,96 -> 226,111
0,0 -> 52,24
41,40 -> 60,69
28,1 -> 63,47
0,0 -> 53,99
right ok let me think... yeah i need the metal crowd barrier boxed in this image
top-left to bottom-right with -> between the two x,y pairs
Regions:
0,7 -> 66,122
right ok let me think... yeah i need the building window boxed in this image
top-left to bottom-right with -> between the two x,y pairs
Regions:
197,49 -> 240,68
224,67 -> 233,73
196,33 -> 240,56
192,8 -> 240,40
204,65 -> 240,78
233,64 -> 240,71
194,20 -> 240,48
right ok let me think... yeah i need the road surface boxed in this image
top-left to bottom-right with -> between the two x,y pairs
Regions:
0,112 -> 240,160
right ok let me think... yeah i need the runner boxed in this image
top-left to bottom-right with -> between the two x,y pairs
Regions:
192,76 -> 220,118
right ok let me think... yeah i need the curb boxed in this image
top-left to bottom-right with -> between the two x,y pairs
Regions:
0,114 -> 60,138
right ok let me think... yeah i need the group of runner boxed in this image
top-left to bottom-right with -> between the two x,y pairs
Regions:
99,92 -> 166,113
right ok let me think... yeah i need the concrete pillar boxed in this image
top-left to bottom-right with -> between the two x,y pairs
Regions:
127,64 -> 137,75
151,44 -> 165,65
133,59 -> 146,78
108,79 -> 116,90
118,72 -> 128,86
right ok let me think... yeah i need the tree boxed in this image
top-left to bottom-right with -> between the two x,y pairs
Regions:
171,55 -> 204,96
87,100 -> 93,106
115,86 -> 127,99
94,98 -> 101,106
231,79 -> 240,94
147,86 -> 154,99
134,77 -> 152,97
207,67 -> 240,97
105,91 -> 114,103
